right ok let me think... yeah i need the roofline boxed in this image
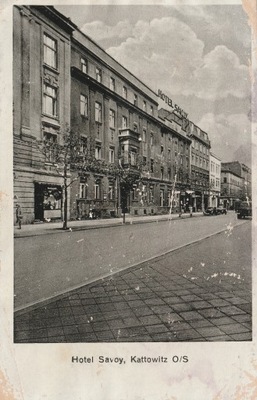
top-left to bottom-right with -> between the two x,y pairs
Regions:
71,19 -> 158,99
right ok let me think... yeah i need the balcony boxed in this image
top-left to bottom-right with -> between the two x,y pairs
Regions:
118,128 -> 141,147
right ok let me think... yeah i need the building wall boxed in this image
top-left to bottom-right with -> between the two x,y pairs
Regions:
221,170 -> 243,208
13,5 -> 73,223
209,153 -> 221,207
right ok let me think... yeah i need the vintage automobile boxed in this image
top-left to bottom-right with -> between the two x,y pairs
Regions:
204,206 -> 227,216
237,201 -> 252,219
204,207 -> 217,216
216,206 -> 227,215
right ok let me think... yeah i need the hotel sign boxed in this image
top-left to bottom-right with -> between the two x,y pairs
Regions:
158,89 -> 188,118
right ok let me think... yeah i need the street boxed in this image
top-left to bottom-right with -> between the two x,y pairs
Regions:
14,219 -> 251,342
15,212 -> 249,310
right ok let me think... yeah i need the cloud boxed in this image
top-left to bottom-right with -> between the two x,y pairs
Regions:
105,17 -> 249,101
80,20 -> 133,41
197,113 -> 251,164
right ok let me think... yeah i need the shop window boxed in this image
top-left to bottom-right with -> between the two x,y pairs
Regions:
80,94 -> 88,117
43,83 -> 57,117
43,33 -> 57,69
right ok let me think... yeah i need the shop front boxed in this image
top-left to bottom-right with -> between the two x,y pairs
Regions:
34,182 -> 62,222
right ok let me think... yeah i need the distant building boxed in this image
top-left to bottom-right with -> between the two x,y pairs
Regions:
209,153 -> 221,207
221,161 -> 251,201
220,168 -> 243,209
188,122 -> 211,211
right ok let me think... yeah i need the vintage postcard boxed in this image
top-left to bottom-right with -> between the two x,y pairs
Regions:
0,0 -> 256,398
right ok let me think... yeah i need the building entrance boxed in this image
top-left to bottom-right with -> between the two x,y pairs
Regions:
34,183 -> 62,222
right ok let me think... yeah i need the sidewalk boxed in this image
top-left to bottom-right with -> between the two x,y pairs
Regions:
14,222 -> 251,342
14,211 -> 204,238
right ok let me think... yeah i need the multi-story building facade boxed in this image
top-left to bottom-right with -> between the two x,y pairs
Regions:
221,161 -> 251,201
13,6 -> 76,224
220,167 -> 243,209
14,5 -> 215,224
188,122 -> 211,211
209,153 -> 221,207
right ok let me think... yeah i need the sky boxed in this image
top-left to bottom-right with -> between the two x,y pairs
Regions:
56,4 -> 252,165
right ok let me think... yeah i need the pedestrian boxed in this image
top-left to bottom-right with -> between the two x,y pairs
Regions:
16,204 -> 22,229
189,205 -> 193,217
89,210 -> 93,219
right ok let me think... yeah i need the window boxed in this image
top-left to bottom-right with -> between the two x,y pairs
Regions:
160,189 -> 164,207
110,77 -> 115,91
133,123 -> 138,132
109,109 -> 115,128
161,167 -> 164,180
168,148 -> 171,159
195,156 -> 198,165
80,94 -> 88,117
43,33 -> 57,69
134,94 -> 138,106
149,187 -> 154,203
95,102 -> 102,123
192,154 -> 194,164
123,86 -> 127,99
130,150 -> 136,166
43,132 -> 57,162
96,67 -> 102,82
150,159 -> 154,173
143,156 -> 147,166
79,183 -> 87,198
81,57 -> 88,73
43,83 -> 57,116
161,145 -> 164,155
143,101 -> 146,111
150,133 -> 153,146
94,183 -> 100,199
109,147 -> 115,163
80,136 -> 87,153
122,116 -> 127,128
168,168 -> 171,181
95,144 -> 101,159
108,183 -> 115,200
224,177 -> 227,183
150,105 -> 153,115
142,129 -> 146,142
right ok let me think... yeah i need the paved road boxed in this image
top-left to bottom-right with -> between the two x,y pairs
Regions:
14,221 -> 252,342
14,212 -> 246,310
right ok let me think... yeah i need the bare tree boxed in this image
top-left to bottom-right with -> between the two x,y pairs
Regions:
37,129 -> 105,229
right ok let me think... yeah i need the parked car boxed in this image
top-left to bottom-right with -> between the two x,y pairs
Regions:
204,207 -> 217,216
237,201 -> 252,219
216,206 -> 227,215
